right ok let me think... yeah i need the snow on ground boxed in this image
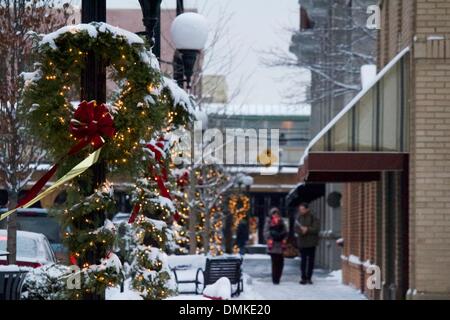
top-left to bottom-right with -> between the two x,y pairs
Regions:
166,295 -> 209,300
168,254 -> 207,270
240,255 -> 366,300
105,254 -> 366,300
237,268 -> 366,300
203,277 -> 232,300
166,254 -> 366,301
106,279 -> 143,300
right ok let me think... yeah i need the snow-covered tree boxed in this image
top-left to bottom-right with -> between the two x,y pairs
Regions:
127,139 -> 177,299
192,162 -> 231,255
0,0 -> 72,264
169,167 -> 190,255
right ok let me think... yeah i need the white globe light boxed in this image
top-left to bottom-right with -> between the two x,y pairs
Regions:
171,12 -> 209,50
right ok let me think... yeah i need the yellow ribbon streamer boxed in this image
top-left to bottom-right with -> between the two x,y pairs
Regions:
0,148 -> 102,222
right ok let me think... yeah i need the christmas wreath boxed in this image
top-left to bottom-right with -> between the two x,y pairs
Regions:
13,22 -> 194,299
21,22 -> 193,175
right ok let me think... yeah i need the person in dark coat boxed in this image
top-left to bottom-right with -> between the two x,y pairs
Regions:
264,207 -> 288,285
236,218 -> 249,255
295,202 -> 320,285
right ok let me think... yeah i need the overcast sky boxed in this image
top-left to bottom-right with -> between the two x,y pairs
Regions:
73,0 -> 301,105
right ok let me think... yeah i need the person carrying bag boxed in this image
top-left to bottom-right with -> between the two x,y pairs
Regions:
264,207 -> 287,285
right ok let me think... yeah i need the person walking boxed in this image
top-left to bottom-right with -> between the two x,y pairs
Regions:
295,202 -> 320,285
264,208 -> 287,285
236,218 -> 249,255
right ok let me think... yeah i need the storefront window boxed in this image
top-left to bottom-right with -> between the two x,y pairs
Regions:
309,52 -> 409,154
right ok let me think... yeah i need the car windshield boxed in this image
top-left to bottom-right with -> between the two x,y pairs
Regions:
0,235 -> 38,258
16,217 -> 61,243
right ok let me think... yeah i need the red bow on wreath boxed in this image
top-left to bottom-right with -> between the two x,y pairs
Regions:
69,100 -> 116,151
18,101 -> 115,207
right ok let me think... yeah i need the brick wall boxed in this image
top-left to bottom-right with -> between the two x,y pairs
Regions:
334,0 -> 450,300
379,0 -> 450,299
409,58 -> 450,298
379,0 -> 415,66
342,182 -> 378,299
409,0 -> 450,300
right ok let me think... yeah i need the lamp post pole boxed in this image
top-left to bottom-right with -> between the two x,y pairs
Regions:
80,0 -> 107,300
176,0 -> 184,16
173,0 -> 184,87
173,0 -> 198,254
81,0 -> 106,103
80,0 -> 107,213
139,0 -> 162,59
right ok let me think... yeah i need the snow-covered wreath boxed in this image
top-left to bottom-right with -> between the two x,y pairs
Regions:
21,22 -> 193,173
18,23 -> 194,300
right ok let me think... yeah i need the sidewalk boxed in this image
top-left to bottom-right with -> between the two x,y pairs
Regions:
237,255 -> 366,300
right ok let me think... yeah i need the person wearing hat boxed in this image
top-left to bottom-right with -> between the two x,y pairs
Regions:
264,207 -> 287,285
295,202 -> 320,285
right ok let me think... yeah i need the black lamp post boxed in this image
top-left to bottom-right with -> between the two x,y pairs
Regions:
80,0 -> 107,301
138,0 -> 162,59
178,50 -> 199,90
173,0 -> 184,87
81,0 -> 106,103
176,0 -> 184,16
80,0 -> 107,205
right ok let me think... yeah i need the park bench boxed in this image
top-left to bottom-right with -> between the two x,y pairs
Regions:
172,257 -> 244,297
171,264 -> 204,295
0,270 -> 28,300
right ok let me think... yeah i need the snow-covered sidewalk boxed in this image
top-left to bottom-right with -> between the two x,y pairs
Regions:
237,270 -> 366,300
107,254 -> 366,300
235,255 -> 366,300
168,254 -> 366,300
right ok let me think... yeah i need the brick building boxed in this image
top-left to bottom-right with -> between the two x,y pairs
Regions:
299,0 -> 450,300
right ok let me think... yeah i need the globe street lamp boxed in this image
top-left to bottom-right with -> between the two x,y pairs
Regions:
171,12 -> 209,90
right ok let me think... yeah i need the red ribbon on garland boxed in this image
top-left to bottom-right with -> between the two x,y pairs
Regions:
177,171 -> 189,187
128,137 -> 180,223
18,101 -> 115,208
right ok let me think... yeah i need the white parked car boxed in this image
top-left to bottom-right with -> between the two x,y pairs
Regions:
0,230 -> 57,268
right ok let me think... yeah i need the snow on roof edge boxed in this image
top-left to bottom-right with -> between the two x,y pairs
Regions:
204,103 -> 311,117
299,46 -> 411,166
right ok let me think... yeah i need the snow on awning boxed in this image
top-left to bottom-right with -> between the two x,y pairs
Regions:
298,47 -> 411,183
